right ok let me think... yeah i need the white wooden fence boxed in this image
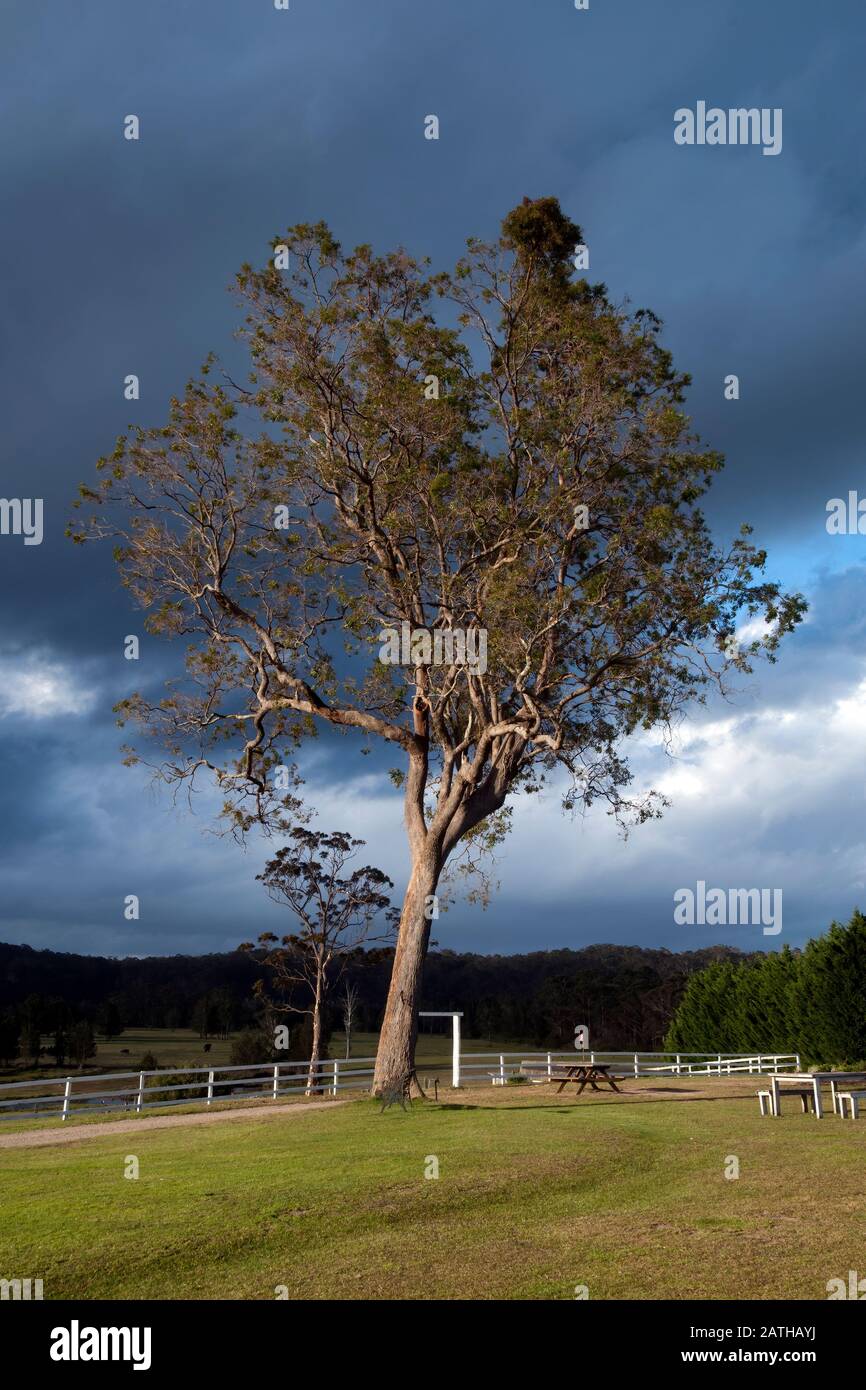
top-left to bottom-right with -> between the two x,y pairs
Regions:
0,1057 -> 378,1123
460,1050 -> 801,1085
0,1050 -> 800,1123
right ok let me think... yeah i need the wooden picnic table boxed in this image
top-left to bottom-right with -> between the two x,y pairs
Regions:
769,1071 -> 866,1119
553,1062 -> 623,1096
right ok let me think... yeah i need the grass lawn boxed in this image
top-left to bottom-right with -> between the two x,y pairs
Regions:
0,1029 -> 240,1082
1,1081 -> 864,1300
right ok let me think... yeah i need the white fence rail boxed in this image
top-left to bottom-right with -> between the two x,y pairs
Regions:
0,1057 -> 381,1123
461,1051 -> 801,1085
0,1049 -> 800,1123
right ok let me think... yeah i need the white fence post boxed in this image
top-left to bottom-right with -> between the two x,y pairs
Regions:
795,1053 -> 801,1071
452,1014 -> 461,1089
499,1054 -> 505,1084
590,1051 -> 595,1066
332,1059 -> 339,1096
207,1070 -> 214,1107
547,1053 -> 552,1079
717,1053 -> 722,1076
633,1052 -> 639,1077
272,1064 -> 280,1100
676,1054 -> 681,1076
136,1072 -> 145,1114
61,1077 -> 72,1121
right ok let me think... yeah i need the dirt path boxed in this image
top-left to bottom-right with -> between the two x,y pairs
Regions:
0,1098 -> 351,1150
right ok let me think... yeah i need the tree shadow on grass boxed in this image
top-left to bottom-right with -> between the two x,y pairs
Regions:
439,1088 -> 756,1114
439,1101 -> 577,1115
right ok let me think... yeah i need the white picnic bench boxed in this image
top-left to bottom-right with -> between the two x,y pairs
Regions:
758,1071 -> 866,1118
757,1085 -> 813,1115
836,1089 -> 866,1119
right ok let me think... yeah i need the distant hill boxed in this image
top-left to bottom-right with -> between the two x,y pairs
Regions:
0,938 -> 750,1051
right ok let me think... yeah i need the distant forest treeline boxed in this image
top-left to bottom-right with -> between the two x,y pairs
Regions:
0,938 -> 747,1055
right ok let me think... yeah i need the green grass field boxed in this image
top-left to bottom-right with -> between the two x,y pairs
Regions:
2,1081 -> 865,1300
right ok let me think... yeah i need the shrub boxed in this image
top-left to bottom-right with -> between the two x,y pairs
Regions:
145,1061 -> 208,1104
230,1029 -> 277,1066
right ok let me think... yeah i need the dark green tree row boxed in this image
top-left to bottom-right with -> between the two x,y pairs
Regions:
1,938 -> 740,1059
665,910 -> 866,1065
0,996 -> 98,1069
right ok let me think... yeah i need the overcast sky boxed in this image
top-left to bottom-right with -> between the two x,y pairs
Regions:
2,0 -> 865,961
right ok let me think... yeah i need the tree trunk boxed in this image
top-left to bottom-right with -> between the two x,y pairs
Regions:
372,855 -> 439,1096
306,973 -> 323,1096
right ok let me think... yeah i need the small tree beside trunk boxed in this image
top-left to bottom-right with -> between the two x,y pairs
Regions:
341,980 -> 360,1060
241,829 -> 396,1093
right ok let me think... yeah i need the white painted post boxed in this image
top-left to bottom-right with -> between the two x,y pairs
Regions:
771,1074 -> 780,1117
795,1054 -> 801,1071
332,1059 -> 339,1096
633,1052 -> 639,1077
207,1070 -> 214,1106
136,1072 -> 145,1114
676,1054 -> 681,1076
452,1013 -> 461,1089
61,1077 -> 72,1121
717,1053 -> 722,1076
590,1051 -> 595,1066
757,1054 -> 762,1074
813,1074 -> 824,1119
272,1063 -> 280,1100
547,1052 -> 552,1079
499,1054 -> 505,1084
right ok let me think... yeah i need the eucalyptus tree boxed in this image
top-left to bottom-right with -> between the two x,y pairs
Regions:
341,979 -> 361,1060
242,828 -> 396,1093
71,197 -> 804,1094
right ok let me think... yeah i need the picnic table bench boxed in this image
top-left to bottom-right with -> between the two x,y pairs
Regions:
519,1060 -> 624,1096
836,1089 -> 866,1119
763,1071 -> 866,1118
758,1085 -> 814,1116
